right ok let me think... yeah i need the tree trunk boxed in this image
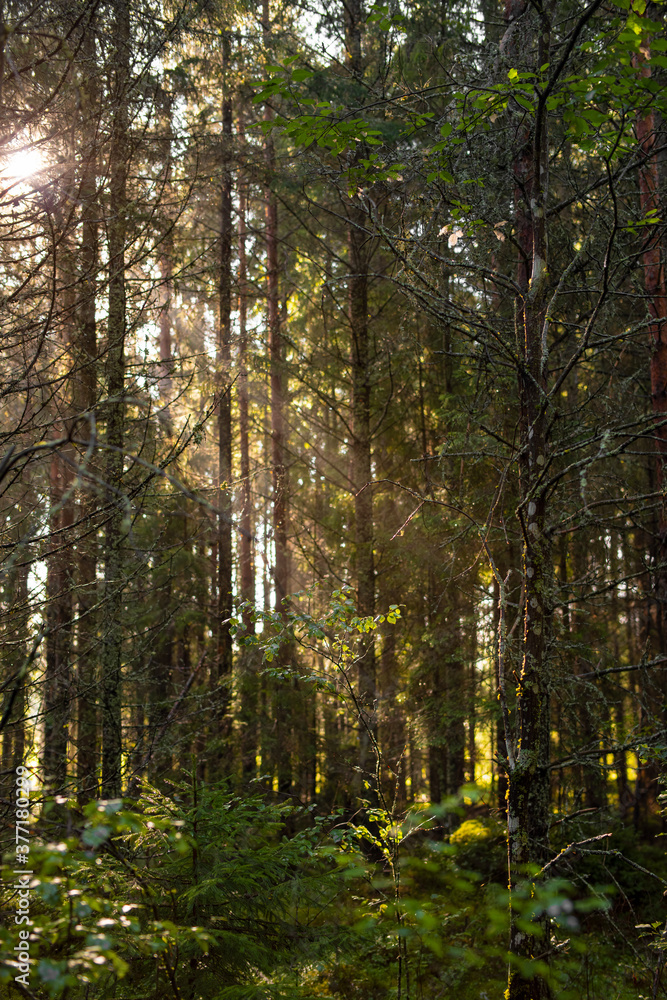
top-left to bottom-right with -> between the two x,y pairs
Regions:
634,29 -> 667,826
43,453 -> 74,793
238,144 -> 254,626
635,36 -> 667,579
1,552 -> 28,791
237,139 -> 258,781
445,592 -> 466,798
343,0 -> 376,794
349,204 -> 376,790
214,32 -> 234,768
157,81 -> 174,410
75,20 -> 99,803
43,143 -> 78,795
263,0 -> 292,797
468,609 -> 477,784
101,0 -> 130,798
502,3 -> 553,996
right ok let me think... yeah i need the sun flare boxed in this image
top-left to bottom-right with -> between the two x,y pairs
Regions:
3,147 -> 45,183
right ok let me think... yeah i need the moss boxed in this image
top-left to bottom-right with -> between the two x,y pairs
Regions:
450,817 -> 505,845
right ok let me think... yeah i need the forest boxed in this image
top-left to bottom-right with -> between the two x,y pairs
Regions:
0,0 -> 666,997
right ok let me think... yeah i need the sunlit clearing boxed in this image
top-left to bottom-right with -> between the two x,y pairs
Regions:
3,147 -> 45,182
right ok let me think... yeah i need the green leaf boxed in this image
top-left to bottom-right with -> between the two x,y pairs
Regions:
513,93 -> 534,111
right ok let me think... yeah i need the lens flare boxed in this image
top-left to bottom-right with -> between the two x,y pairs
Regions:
3,147 -> 45,182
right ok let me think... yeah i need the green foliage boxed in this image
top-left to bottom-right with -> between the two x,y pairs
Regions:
231,585 -> 401,673
251,0 -> 667,200
2,786 -> 665,999
0,784 -> 339,998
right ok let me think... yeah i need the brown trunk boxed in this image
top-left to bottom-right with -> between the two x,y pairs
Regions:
467,608 -> 477,784
263,0 -> 292,797
259,500 -> 272,790
237,136 -> 258,781
445,595 -> 466,798
634,33 -> 667,826
214,32 -> 234,767
493,572 -> 509,817
425,567 -> 465,816
349,204 -> 376,789
75,21 -> 99,803
43,143 -> 78,795
157,82 -> 174,408
43,453 -> 75,792
238,142 -> 254,627
635,42 -> 667,513
101,0 -> 130,798
610,533 -> 630,817
343,0 -> 376,793
427,566 -> 446,806
1,554 -> 28,787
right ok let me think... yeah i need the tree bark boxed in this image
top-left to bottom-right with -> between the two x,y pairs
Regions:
237,142 -> 254,630
634,30 -> 667,826
214,31 -> 234,766
349,203 -> 376,789
1,550 -> 28,791
43,454 -> 74,793
157,81 -> 174,410
75,19 -> 99,803
263,0 -> 292,797
101,0 -> 130,798
43,138 -> 78,795
343,0 -> 376,794
502,2 -> 553,996
237,136 -> 258,781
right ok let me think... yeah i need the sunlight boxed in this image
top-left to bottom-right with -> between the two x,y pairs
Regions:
2,146 -> 45,183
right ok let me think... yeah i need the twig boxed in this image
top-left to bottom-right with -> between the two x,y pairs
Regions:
577,656 -> 667,679
549,806 -> 598,828
539,832 -> 612,877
